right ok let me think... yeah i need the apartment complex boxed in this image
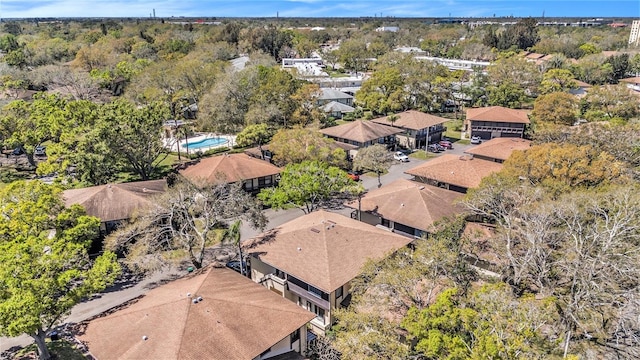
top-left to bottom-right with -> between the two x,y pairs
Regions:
630,20 -> 640,46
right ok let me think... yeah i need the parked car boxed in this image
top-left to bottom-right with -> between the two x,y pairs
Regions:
393,151 -> 409,162
347,170 -> 360,182
11,147 -> 24,155
34,146 -> 46,157
434,143 -> 446,152
438,140 -> 453,149
470,136 -> 482,144
427,144 -> 442,153
225,261 -> 246,274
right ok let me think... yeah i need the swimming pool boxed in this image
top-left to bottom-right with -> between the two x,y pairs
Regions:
182,137 -> 228,150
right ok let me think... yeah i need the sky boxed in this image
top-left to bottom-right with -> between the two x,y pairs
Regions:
1,0 -> 639,19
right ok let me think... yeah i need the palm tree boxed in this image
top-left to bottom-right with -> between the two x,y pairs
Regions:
224,220 -> 245,276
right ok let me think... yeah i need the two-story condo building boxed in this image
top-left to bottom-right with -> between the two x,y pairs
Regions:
465,106 -> 530,140
371,110 -> 449,150
245,211 -> 412,334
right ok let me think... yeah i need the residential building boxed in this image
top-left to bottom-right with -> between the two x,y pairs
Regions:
629,20 -> 640,46
322,101 -> 355,118
414,56 -> 490,71
245,210 -> 412,334
371,110 -> 449,150
317,89 -> 355,118
63,179 -> 167,235
77,267 -> 315,360
179,153 -> 281,194
620,77 -> 640,92
317,88 -> 353,107
465,106 -> 530,140
319,120 -> 402,150
395,46 -> 427,56
464,138 -> 531,163
569,80 -> 592,97
375,26 -> 399,32
405,154 -> 503,193
345,178 -> 463,238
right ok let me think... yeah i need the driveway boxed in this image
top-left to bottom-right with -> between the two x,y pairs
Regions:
1,146 -> 471,353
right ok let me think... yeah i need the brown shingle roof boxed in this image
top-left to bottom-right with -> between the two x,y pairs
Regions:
63,180 -> 166,222
620,77 -> 640,85
245,210 -> 412,293
574,79 -> 592,88
524,52 -> 546,60
371,110 -> 449,130
78,267 -> 314,360
466,106 -> 530,124
464,138 -> 531,162
180,153 -> 281,184
319,120 -> 402,144
345,179 -> 464,232
405,154 -> 503,190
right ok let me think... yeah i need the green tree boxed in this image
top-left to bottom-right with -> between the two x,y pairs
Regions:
234,123 -> 274,150
402,284 -> 559,359
258,160 -> 352,214
0,93 -> 71,168
0,181 -> 121,360
532,92 -> 579,126
353,144 -> 393,188
269,127 -> 347,168
584,84 -> 639,121
98,100 -> 170,180
487,82 -> 526,108
107,179 -> 266,271
338,39 -> 370,75
540,69 -> 578,94
355,67 -> 407,115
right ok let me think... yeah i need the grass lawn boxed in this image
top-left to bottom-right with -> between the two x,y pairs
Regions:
444,119 -> 464,140
326,69 -> 350,78
13,339 -> 86,360
409,151 -> 438,160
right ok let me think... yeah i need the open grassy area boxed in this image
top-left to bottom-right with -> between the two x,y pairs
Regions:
409,151 -> 438,160
444,119 -> 464,140
13,339 -> 86,360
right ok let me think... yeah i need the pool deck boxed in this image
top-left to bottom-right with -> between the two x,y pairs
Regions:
164,134 -> 236,153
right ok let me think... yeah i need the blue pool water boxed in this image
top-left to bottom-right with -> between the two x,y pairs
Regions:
182,137 -> 228,150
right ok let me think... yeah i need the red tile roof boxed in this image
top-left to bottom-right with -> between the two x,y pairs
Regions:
466,106 -> 530,124
78,267 -> 314,360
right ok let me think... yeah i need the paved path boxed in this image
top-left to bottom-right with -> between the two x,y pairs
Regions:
1,146 -> 473,353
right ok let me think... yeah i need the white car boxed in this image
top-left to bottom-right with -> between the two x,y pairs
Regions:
470,136 -> 482,144
393,151 -> 409,162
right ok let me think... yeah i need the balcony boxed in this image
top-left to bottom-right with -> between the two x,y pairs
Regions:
287,282 -> 330,310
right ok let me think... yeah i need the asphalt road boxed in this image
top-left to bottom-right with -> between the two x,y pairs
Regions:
0,143 -> 474,353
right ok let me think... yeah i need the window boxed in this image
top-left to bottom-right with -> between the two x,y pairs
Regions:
307,301 -> 326,324
335,286 -> 343,300
308,285 -> 323,298
290,329 -> 300,344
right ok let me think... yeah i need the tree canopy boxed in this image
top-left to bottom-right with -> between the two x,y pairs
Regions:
0,181 -> 121,360
258,160 -> 352,214
106,179 -> 266,272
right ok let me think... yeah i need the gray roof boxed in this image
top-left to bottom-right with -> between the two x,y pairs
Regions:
320,88 -> 353,100
322,101 -> 355,113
